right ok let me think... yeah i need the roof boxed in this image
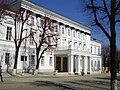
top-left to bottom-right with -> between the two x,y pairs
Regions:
11,0 -> 91,31
91,38 -> 102,44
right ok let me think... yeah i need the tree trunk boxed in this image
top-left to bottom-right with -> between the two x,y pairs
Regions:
110,0 -> 117,89
35,50 -> 40,75
110,39 -> 117,90
13,47 -> 19,75
36,54 -> 40,70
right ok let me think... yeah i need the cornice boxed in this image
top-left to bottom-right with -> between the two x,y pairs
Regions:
20,0 -> 91,31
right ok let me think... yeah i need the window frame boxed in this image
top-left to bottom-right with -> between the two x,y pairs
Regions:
41,56 -> 45,66
5,53 -> 10,65
49,57 -> 53,66
6,26 -> 12,40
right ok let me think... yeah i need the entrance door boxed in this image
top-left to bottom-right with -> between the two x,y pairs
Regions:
63,57 -> 68,72
56,57 -> 61,72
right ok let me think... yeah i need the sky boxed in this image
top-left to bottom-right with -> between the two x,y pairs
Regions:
30,0 -> 120,50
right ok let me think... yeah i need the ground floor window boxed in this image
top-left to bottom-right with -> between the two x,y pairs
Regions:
21,56 -> 27,61
91,60 -> 100,71
5,53 -> 10,64
97,60 -> 100,70
30,55 -> 35,65
49,57 -> 53,66
41,56 -> 45,66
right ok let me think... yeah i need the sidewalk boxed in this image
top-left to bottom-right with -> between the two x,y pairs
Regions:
2,72 -> 86,78
2,72 -> 70,78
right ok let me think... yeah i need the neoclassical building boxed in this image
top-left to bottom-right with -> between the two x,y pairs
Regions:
0,0 -> 102,75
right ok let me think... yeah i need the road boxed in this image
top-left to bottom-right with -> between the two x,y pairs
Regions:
0,73 -> 120,90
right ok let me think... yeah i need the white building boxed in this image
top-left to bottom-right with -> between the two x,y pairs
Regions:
0,0 -> 102,75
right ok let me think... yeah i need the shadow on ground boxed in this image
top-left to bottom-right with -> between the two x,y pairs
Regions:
31,81 -> 76,90
30,79 -> 110,90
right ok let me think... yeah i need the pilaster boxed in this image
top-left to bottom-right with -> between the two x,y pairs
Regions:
68,55 -> 74,75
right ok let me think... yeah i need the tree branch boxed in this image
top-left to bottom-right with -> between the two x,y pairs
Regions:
90,0 -> 111,40
102,0 -> 111,21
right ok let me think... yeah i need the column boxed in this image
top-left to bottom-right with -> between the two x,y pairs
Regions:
88,57 -> 92,74
99,57 -> 102,72
68,55 -> 74,75
84,56 -> 88,74
75,55 -> 81,75
89,57 -> 92,73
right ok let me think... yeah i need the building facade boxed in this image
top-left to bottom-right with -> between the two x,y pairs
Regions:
0,0 -> 102,75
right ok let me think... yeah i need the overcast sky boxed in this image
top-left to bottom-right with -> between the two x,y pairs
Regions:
30,0 -> 120,50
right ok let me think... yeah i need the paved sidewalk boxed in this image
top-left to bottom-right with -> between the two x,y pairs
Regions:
2,72 -> 78,78
1,73 -> 120,90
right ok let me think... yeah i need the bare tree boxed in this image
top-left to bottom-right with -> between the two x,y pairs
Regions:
82,0 -> 120,90
116,50 -> 120,72
11,8 -> 32,74
31,15 -> 59,74
102,44 -> 110,70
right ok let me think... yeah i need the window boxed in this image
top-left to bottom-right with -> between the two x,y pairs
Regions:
6,26 -> 12,40
78,32 -> 80,39
31,16 -> 34,25
83,43 -> 86,51
94,46 -> 96,54
91,60 -> 93,71
5,53 -> 10,64
49,57 -> 53,66
73,30 -> 75,37
98,61 -> 100,70
62,39 -> 66,46
68,41 -> 71,47
21,56 -> 27,61
48,37 -> 51,44
98,47 -> 100,55
91,46 -> 93,53
41,56 -> 44,66
30,36 -> 34,45
62,27 -> 64,34
31,55 -> 35,65
79,32 -> 81,39
79,43 -> 82,49
54,24 -> 58,32
68,28 -> 70,36
74,42 -> 77,49
83,33 -> 86,40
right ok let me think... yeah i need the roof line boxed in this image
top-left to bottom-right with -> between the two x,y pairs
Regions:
23,0 -> 91,31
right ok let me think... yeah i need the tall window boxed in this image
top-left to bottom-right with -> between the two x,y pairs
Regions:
91,60 -> 93,71
49,57 -> 53,66
94,46 -> 96,54
31,55 -> 35,65
83,33 -> 86,40
41,56 -> 45,66
83,43 -> 86,51
73,30 -> 75,37
91,46 -> 93,53
30,36 -> 34,45
98,47 -> 100,55
78,32 -> 80,39
79,32 -> 81,39
79,43 -> 82,49
98,61 -> 100,70
62,27 -> 64,34
48,37 -> 51,44
6,26 -> 12,40
31,16 -> 34,25
5,53 -> 10,64
68,28 -> 70,36
54,24 -> 58,32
